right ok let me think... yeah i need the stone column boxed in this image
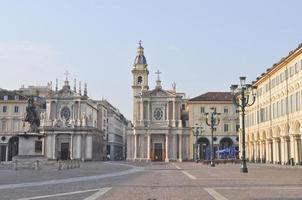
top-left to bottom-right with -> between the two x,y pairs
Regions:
276,138 -> 280,164
290,135 -> 295,163
76,135 -> 81,159
53,134 -> 56,159
245,141 -> 249,161
165,134 -> 169,162
259,141 -> 263,162
255,140 -> 260,162
280,137 -> 285,164
272,138 -> 276,164
173,134 -> 177,160
81,134 -> 86,161
147,134 -> 151,161
134,134 -> 137,160
284,137 -> 289,164
70,135 -> 73,159
166,101 -> 170,124
140,100 -> 144,122
5,145 -> 8,162
265,140 -> 269,163
178,103 -> 182,127
178,134 -> 182,162
294,136 -> 300,164
147,101 -> 150,122
85,135 -> 92,160
172,100 -> 176,127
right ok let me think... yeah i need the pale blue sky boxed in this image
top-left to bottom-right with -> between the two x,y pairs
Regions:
0,0 -> 301,119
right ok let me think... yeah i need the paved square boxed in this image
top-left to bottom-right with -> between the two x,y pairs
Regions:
0,162 -> 301,200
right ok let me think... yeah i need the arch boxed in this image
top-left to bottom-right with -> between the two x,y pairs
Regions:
8,136 -> 19,161
197,137 -> 210,160
137,76 -> 143,84
197,137 -> 210,146
219,137 -> 233,149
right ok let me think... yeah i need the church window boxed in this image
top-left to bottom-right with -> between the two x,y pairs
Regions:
137,76 -> 143,84
60,106 -> 71,120
224,107 -> 228,113
200,107 -> 205,113
224,124 -> 229,132
153,107 -> 163,120
14,106 -> 19,113
290,66 -> 294,77
295,63 -> 299,74
236,124 -> 240,132
2,106 -> 7,113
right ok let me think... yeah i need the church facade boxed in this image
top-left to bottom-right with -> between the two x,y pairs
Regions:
40,78 -> 105,161
127,43 -> 191,162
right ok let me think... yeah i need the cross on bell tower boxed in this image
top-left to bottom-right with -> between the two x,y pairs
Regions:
155,70 -> 162,89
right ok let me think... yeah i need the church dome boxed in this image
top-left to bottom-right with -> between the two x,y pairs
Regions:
134,41 -> 147,65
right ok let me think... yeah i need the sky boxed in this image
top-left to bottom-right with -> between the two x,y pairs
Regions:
0,0 -> 301,120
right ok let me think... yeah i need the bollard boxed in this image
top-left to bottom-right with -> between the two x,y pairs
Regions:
58,160 -> 62,170
70,160 -> 73,169
34,160 -> 40,170
72,160 -> 76,168
14,160 -> 18,171
291,158 -> 294,166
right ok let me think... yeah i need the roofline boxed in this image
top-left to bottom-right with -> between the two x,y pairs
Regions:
253,43 -> 302,86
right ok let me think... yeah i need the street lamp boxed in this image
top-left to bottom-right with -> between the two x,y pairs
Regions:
193,125 -> 203,163
231,76 -> 256,173
205,107 -> 220,167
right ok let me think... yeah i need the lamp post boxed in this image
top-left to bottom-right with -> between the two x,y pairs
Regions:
231,76 -> 256,173
193,125 -> 203,163
205,107 -> 220,167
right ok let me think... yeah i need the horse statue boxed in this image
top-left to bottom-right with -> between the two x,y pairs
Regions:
24,97 -> 40,133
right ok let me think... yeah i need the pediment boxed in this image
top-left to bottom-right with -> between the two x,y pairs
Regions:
143,88 -> 175,98
50,88 -> 81,98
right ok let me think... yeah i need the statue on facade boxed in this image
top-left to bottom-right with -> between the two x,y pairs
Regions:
24,97 -> 40,133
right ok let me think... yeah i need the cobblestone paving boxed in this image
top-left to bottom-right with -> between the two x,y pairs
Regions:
0,161 -> 301,200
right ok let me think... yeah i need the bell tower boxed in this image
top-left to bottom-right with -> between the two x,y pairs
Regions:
132,40 -> 149,95
132,41 -> 149,122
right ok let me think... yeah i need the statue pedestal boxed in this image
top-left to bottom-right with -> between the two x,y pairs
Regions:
13,133 -> 45,170
18,133 -> 44,156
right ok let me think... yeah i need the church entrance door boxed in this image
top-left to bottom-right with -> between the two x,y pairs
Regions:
61,143 -> 70,160
154,143 -> 163,161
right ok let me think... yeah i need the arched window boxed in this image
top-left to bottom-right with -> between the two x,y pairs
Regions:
137,76 -> 143,84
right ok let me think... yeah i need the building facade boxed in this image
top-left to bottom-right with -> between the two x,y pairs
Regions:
0,90 -> 28,162
245,43 -> 302,165
98,100 -> 128,160
188,92 -> 239,160
127,43 -> 191,162
40,78 -> 105,161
